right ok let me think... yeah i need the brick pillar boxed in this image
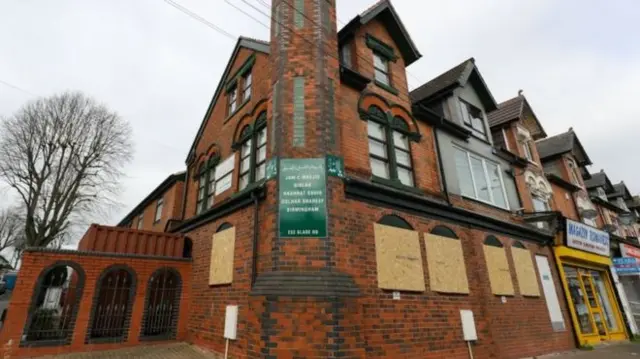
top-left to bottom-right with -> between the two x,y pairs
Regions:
249,0 -> 363,357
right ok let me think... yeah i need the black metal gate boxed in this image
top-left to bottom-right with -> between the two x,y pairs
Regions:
88,268 -> 134,341
24,264 -> 83,345
142,268 -> 180,339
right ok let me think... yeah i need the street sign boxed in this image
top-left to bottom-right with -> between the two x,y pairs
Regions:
278,158 -> 328,238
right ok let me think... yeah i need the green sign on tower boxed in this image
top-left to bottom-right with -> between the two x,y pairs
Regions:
278,158 -> 328,238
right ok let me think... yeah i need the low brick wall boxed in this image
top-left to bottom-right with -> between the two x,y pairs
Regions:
0,249 -> 191,358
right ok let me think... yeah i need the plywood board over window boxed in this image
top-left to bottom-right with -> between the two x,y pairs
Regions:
209,227 -> 236,286
512,246 -> 541,297
483,237 -> 515,296
373,223 -> 425,292
424,233 -> 469,294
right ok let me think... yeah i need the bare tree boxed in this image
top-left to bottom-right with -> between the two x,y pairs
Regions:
0,92 -> 133,249
0,207 -> 23,254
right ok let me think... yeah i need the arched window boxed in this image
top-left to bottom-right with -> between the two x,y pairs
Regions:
196,155 -> 220,215
430,225 -> 458,239
23,262 -> 85,345
141,268 -> 181,340
512,241 -> 526,249
484,235 -> 504,247
237,113 -> 267,190
217,222 -> 234,232
87,266 -> 136,342
366,106 -> 415,186
378,215 -> 413,230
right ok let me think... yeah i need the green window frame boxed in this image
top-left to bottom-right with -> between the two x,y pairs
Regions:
235,113 -> 268,191
365,105 -> 416,187
196,156 -> 220,215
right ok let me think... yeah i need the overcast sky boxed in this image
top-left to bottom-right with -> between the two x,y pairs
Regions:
1,0 -> 639,237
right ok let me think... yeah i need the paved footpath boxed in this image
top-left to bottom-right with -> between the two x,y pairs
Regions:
34,343 -> 220,359
541,342 -> 640,359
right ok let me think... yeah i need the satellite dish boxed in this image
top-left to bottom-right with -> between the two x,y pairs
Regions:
580,209 -> 598,219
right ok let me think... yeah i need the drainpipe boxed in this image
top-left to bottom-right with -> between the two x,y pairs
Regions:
433,128 -> 451,205
250,191 -> 259,287
418,103 -> 451,205
180,169 -> 189,221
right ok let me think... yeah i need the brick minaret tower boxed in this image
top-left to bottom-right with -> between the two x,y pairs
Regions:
248,0 -> 363,357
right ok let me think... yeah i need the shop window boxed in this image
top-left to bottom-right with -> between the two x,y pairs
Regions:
483,235 -> 514,295
425,226 -> 468,294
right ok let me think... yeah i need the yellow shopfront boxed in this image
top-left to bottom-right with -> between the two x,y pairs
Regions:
555,220 -> 628,346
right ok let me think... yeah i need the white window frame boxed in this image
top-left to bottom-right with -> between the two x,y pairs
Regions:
242,72 -> 252,102
459,99 -> 488,141
522,140 -> 533,161
501,128 -> 510,151
454,146 -> 510,210
567,158 -> 582,187
373,52 -> 390,86
154,197 -> 164,223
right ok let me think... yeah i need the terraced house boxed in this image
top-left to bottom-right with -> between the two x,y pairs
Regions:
3,0 -> 640,358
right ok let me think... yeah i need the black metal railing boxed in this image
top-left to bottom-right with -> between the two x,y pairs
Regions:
89,269 -> 134,341
25,265 -> 81,343
142,268 -> 180,338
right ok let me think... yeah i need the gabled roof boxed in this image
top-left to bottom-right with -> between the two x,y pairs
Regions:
117,171 -> 186,227
610,182 -> 632,200
186,37 -> 270,163
338,0 -> 421,66
409,58 -> 497,112
627,195 -> 640,209
584,170 -> 614,192
487,93 -> 547,139
535,128 -> 592,166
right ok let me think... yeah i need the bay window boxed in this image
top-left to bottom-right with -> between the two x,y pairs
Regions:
453,147 -> 509,209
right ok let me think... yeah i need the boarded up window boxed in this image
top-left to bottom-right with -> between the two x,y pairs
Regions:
209,227 -> 236,285
512,245 -> 541,297
373,223 -> 425,292
424,233 -> 469,294
483,237 -> 514,295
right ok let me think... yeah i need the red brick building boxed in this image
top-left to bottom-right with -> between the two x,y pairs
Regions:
1,0 -> 597,358
167,0 -> 574,357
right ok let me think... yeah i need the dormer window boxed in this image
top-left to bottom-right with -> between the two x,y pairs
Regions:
459,99 -> 487,140
522,141 -> 533,161
567,158 -> 582,187
340,43 -> 352,68
596,187 -> 607,200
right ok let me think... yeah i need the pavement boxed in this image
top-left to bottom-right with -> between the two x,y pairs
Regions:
28,341 -> 640,358
34,343 -> 220,359
541,342 -> 640,359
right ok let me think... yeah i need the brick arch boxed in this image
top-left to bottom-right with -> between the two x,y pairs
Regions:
248,97 -> 268,119
358,92 -> 420,138
85,264 -> 137,343
377,214 -> 413,230
234,114 -> 255,143
140,267 -> 182,341
22,260 -> 86,347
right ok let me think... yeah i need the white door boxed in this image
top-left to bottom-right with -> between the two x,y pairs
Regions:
536,255 -> 566,331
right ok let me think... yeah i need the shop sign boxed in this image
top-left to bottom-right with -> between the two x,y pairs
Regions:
613,257 -> 640,275
621,243 -> 640,259
278,158 -> 327,238
565,219 -> 610,256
